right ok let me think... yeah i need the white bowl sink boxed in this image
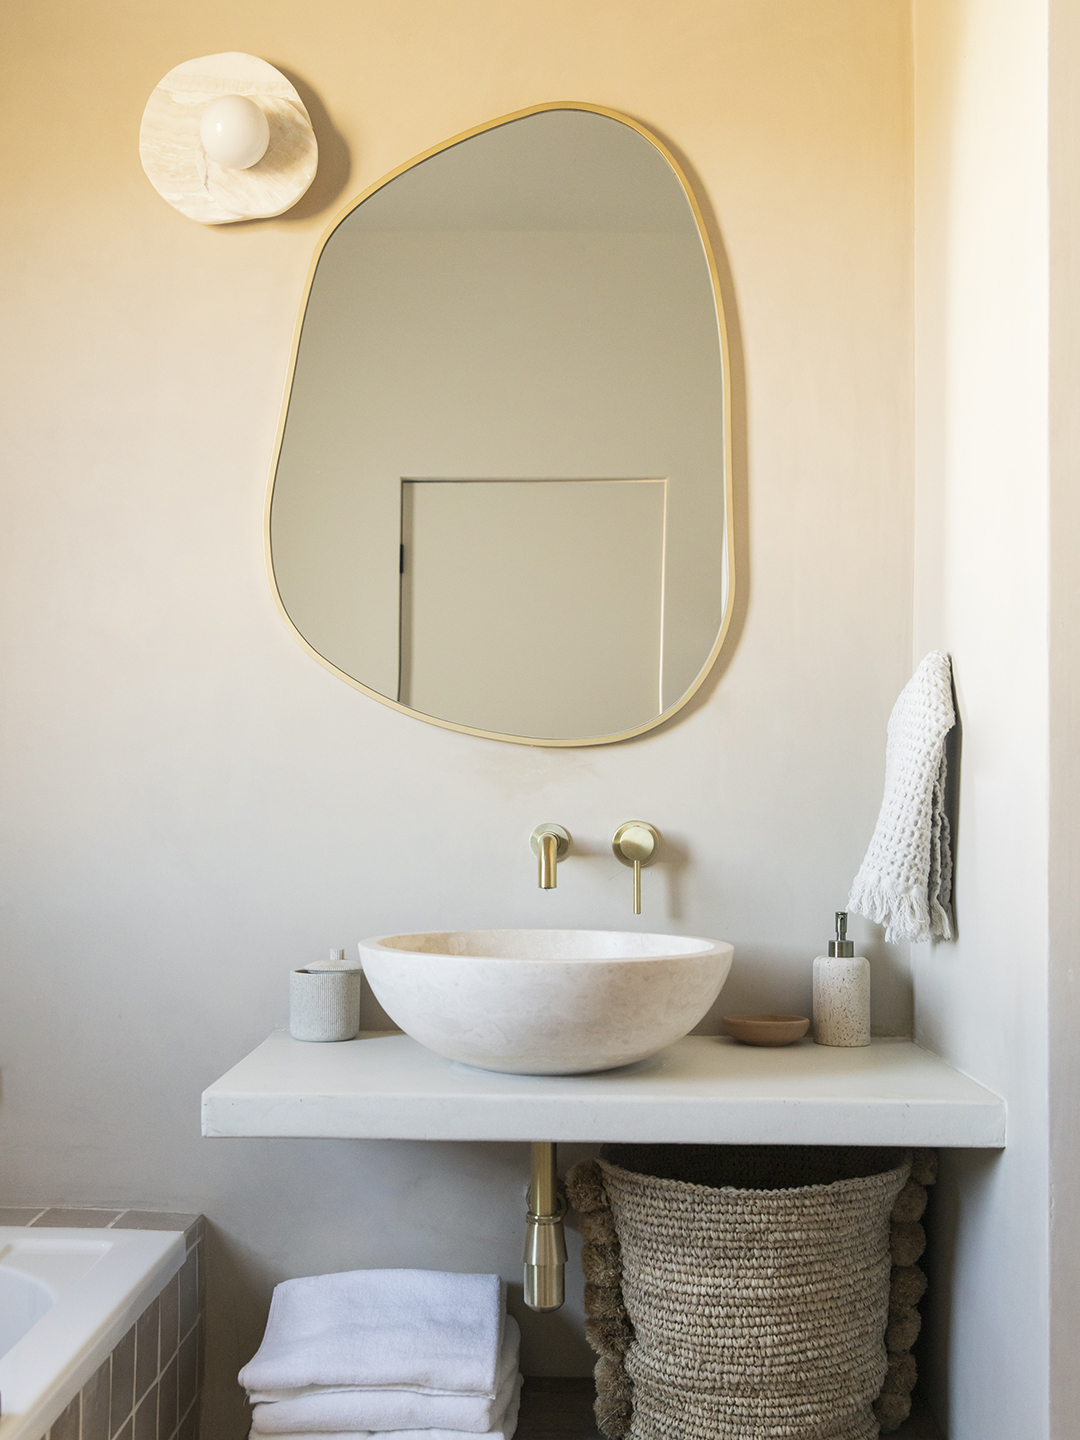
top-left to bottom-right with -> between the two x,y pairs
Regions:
357,929 -> 734,1075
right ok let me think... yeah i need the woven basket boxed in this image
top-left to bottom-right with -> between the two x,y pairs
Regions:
568,1144 -> 934,1440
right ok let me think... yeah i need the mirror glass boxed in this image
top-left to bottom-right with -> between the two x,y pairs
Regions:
268,105 -> 731,743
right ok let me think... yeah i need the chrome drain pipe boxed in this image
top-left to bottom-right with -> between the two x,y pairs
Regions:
524,1141 -> 567,1312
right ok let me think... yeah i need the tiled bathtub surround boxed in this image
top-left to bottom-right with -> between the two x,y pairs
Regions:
0,1209 -> 203,1440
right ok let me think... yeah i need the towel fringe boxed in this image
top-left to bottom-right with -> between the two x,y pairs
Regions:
928,898 -> 953,943
847,878 -> 930,943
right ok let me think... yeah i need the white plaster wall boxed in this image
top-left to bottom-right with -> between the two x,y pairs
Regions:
912,1 -> 1051,1435
0,2 -> 913,1434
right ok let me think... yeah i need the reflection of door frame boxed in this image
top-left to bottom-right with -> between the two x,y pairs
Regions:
397,477 -> 668,728
265,100 -> 734,746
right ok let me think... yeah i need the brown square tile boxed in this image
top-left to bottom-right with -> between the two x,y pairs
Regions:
158,1355 -> 178,1440
111,1324 -> 137,1434
133,1383 -> 158,1440
158,1273 -> 179,1363
178,1249 -> 198,1337
178,1328 -> 197,1418
195,1240 -> 204,1307
111,1212 -> 197,1235
178,1403 -> 197,1440
81,1356 -> 111,1440
114,1422 -> 134,1440
135,1296 -> 160,1403
47,1393 -> 79,1440
184,1216 -> 204,1251
0,1206 -> 45,1225
33,1208 -> 123,1227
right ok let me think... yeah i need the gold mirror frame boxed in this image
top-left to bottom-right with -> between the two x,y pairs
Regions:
265,101 -> 734,747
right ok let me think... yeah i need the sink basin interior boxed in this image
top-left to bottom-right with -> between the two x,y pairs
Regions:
377,929 -> 720,961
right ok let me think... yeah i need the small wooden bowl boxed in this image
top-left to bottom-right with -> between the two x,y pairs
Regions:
723,1014 -> 810,1046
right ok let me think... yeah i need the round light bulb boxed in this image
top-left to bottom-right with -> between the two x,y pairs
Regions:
199,94 -> 270,170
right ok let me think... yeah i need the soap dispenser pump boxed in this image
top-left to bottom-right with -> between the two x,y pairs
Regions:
813,913 -> 871,1047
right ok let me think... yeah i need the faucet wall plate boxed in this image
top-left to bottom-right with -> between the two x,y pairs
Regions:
612,821 -> 660,866
530,825 -> 570,859
612,821 -> 661,915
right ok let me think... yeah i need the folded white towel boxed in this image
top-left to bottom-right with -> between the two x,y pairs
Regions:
848,651 -> 956,943
248,1376 -> 522,1440
239,1270 -> 504,1397
249,1319 -> 520,1434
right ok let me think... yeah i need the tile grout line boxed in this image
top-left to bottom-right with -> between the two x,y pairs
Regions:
123,1274 -> 202,1437
111,1304 -> 202,1439
167,1397 -> 193,1440
176,1393 -> 199,1438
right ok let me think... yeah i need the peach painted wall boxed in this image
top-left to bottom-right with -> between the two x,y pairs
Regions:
0,2 -> 913,1432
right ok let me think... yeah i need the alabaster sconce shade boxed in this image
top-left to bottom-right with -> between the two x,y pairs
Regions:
140,52 -> 318,224
200,94 -> 270,170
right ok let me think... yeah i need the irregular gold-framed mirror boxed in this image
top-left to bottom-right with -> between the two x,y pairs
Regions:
267,102 -> 732,745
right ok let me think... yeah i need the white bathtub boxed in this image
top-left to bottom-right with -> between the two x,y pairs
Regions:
0,1227 -> 186,1440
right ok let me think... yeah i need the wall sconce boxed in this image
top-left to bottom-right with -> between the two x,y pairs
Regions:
139,52 -> 318,225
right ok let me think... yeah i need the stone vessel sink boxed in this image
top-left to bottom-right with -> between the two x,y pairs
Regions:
357,929 -> 734,1075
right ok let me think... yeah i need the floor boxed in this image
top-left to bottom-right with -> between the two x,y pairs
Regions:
515,1379 -> 945,1438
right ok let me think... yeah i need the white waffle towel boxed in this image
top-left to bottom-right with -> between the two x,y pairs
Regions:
848,651 -> 956,943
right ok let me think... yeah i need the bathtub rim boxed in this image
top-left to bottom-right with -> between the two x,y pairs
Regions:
0,1227 -> 186,1440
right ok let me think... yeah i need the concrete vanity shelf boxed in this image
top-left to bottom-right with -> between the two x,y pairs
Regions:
202,1032 -> 1005,1147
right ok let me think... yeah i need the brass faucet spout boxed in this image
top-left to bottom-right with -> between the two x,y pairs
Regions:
530,825 -> 570,890
539,832 -> 558,888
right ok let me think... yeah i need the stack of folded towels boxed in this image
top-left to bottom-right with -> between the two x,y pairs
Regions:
239,1269 -> 521,1440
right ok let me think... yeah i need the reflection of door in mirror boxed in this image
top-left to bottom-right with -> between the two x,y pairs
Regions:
267,104 -> 732,745
399,479 -> 665,738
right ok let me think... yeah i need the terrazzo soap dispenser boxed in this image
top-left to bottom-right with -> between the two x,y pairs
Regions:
813,913 -> 870,1047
